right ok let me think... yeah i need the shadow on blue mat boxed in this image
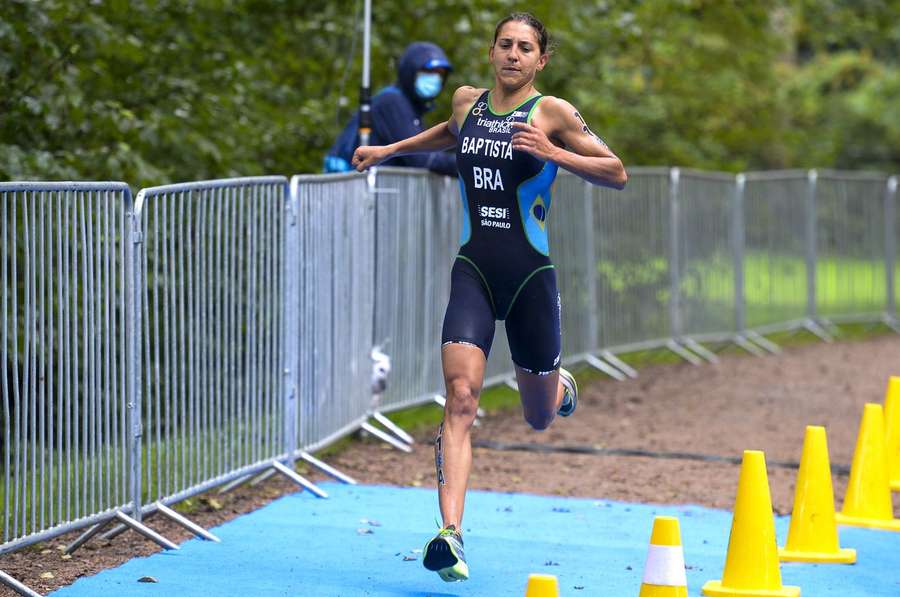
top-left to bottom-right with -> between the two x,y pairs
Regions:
52,483 -> 899,596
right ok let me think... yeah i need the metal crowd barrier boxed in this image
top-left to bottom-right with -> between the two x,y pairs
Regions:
814,171 -> 890,323
0,182 -> 138,558
287,173 -> 375,453
740,171 -> 812,334
592,168 -> 673,352
135,177 -> 289,509
547,173 -> 596,363
674,169 -> 738,343
2,168 -> 899,597
369,169 -> 460,412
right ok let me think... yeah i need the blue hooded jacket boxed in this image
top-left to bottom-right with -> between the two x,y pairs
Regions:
325,42 -> 458,176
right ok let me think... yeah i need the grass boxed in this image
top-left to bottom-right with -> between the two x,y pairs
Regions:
597,251 -> 897,331
600,251 -> 897,308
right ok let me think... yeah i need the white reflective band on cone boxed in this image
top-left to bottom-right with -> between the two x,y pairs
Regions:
642,544 -> 687,586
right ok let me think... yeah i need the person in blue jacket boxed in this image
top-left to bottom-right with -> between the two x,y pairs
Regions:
324,42 -> 458,176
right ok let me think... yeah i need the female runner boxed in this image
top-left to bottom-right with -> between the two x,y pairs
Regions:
352,12 -> 627,582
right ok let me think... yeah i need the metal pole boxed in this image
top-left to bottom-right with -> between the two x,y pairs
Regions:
584,180 -> 599,352
668,168 -> 682,339
806,169 -> 818,321
358,0 -> 373,147
886,176 -> 897,320
283,179 -> 300,464
0,570 -> 42,597
128,195 -> 143,522
733,174 -> 746,334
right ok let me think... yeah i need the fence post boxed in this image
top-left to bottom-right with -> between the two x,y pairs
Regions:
584,179 -> 599,351
128,193 -> 144,521
283,179 -> 300,464
733,173 -> 746,334
668,167 -> 682,339
887,176 -> 898,321
805,169 -> 818,322
369,167 -> 379,354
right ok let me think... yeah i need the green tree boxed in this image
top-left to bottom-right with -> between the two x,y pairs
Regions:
0,0 -> 898,185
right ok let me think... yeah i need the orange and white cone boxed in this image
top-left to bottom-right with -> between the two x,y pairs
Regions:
639,516 -> 688,597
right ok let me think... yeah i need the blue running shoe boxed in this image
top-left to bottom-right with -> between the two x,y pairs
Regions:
557,367 -> 578,417
423,525 -> 468,582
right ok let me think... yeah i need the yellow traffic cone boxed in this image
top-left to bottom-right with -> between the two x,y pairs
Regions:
525,573 -> 559,597
639,516 -> 688,597
778,426 -> 856,563
702,450 -> 800,597
884,376 -> 900,492
835,403 -> 900,531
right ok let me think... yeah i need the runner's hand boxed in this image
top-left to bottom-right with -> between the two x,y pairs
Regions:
352,145 -> 391,171
511,122 -> 559,162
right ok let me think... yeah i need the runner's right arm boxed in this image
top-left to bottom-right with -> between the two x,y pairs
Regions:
352,86 -> 483,171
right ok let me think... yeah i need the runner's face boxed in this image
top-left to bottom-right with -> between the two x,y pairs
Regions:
490,21 -> 547,89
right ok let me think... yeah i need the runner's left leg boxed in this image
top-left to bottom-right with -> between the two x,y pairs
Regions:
515,366 -> 565,430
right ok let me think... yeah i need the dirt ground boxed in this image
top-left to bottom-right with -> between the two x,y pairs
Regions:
3,333 -> 900,595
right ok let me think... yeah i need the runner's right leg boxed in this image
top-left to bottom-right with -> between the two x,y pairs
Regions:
436,343 -> 486,529
423,344 -> 485,582
426,259 -> 494,581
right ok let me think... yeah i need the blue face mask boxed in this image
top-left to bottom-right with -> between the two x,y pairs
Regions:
414,72 -> 443,99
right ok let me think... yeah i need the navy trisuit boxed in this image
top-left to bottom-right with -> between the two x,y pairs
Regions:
441,90 -> 561,374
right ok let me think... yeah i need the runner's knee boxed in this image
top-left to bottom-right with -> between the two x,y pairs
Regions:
522,406 -> 554,431
445,378 -> 479,425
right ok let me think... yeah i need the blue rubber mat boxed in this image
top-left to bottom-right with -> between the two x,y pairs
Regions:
52,484 -> 899,596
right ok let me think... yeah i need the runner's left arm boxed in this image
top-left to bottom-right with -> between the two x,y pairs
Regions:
510,97 -> 627,189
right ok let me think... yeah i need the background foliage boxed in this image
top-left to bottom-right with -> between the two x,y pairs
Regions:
1,0 -> 898,187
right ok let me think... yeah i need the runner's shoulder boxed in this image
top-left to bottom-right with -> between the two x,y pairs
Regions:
533,95 -> 575,118
531,95 -> 578,133
452,86 -> 487,110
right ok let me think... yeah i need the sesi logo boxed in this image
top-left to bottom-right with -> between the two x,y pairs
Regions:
479,205 -> 509,220
478,204 -> 511,229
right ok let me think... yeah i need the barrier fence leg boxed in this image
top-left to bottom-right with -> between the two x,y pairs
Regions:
804,318 -> 834,342
371,411 -> 415,445
248,468 -> 278,487
360,421 -> 413,453
0,570 -> 42,597
65,517 -> 118,555
111,512 -> 180,550
272,459 -> 329,498
65,510 -> 179,555
681,338 -> 719,364
154,502 -> 220,543
100,509 -> 159,541
665,339 -> 703,365
884,315 -> 900,334
745,330 -> 782,355
298,451 -> 358,485
733,334 -> 766,357
218,473 -> 256,495
600,350 -> 638,379
584,354 -> 627,381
